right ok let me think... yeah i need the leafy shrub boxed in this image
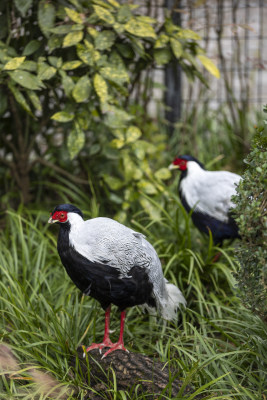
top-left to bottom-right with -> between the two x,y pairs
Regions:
232,106 -> 267,322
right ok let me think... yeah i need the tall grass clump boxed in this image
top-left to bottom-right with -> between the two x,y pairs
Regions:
0,206 -> 266,399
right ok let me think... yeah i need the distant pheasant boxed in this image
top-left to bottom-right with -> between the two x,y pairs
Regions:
169,155 -> 241,245
48,204 -> 186,358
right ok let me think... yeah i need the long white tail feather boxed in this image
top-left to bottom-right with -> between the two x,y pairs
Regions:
160,282 -> 186,321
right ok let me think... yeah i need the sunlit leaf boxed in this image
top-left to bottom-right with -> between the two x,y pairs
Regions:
62,60 -> 82,70
117,4 -> 132,24
8,82 -> 33,116
100,65 -> 129,85
9,70 -> 43,90
197,54 -> 220,78
3,57 -> 26,70
67,123 -> 85,159
93,73 -> 108,104
51,111 -> 74,122
64,7 -> 83,24
103,175 -> 124,190
38,63 -> 56,80
105,106 -> 133,129
63,31 -> 83,48
170,38 -> 183,58
77,43 -> 94,66
22,40 -> 41,56
126,126 -> 142,143
72,76 -> 91,103
154,48 -> 171,65
176,28 -> 201,40
137,180 -> 157,194
49,26 -> 72,35
94,31 -> 115,50
38,0 -> 55,37
48,56 -> 62,68
125,18 -> 156,39
110,138 -> 125,149
155,168 -> 172,180
93,5 -> 115,25
27,90 -> 42,112
60,71 -> 75,97
154,34 -> 169,49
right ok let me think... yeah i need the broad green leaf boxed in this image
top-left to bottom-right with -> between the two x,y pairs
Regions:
122,152 -> 136,181
155,168 -> 171,180
176,28 -> 201,40
67,123 -> 85,159
64,7 -> 83,24
51,111 -> 74,122
197,54 -> 220,78
3,57 -> 26,70
27,90 -> 42,111
103,175 -> 124,190
63,31 -> 83,48
8,82 -> 33,116
48,35 -> 62,51
105,106 -> 133,129
38,0 -> 55,37
62,60 -> 82,70
8,70 -> 43,90
110,138 -> 125,149
22,40 -> 41,56
126,126 -> 142,143
19,60 -> 37,71
170,38 -> 183,58
107,0 -> 119,7
117,4 -> 132,24
14,0 -> 32,17
137,180 -> 157,194
48,56 -> 62,68
38,63 -> 56,80
93,5 -> 115,25
140,198 -> 161,220
49,26 -> 72,35
95,31 -> 115,50
60,71 -> 75,97
154,34 -> 169,49
72,76 -> 91,103
154,48 -> 171,65
100,65 -> 129,85
77,43 -> 94,66
116,43 -> 134,59
87,27 -> 98,38
93,73 -> 108,104
125,18 -> 156,39
0,89 -> 7,115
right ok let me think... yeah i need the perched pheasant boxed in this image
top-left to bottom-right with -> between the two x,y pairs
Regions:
48,204 -> 186,358
169,155 -> 241,245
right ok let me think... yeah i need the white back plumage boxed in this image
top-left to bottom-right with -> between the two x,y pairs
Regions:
180,161 -> 241,222
68,214 -> 186,320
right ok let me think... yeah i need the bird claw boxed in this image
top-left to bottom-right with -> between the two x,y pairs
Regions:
101,343 -> 128,359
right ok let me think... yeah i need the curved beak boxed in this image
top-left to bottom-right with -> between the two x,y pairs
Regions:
168,163 -> 179,170
48,217 -> 58,224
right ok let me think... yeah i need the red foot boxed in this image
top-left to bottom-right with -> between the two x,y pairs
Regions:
102,342 -> 129,359
84,338 -> 114,356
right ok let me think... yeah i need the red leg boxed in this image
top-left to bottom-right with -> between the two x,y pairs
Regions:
84,306 -> 114,354
102,310 -> 129,358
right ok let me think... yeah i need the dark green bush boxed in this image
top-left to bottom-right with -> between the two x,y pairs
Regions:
232,106 -> 267,322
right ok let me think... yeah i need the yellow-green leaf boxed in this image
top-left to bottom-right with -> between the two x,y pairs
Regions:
38,64 -> 56,80
62,60 -> 82,70
110,138 -> 125,149
125,18 -> 156,39
154,34 -> 169,49
176,28 -> 201,40
27,90 -> 42,111
126,126 -> 142,144
100,65 -> 129,85
77,43 -> 94,66
103,175 -> 124,190
72,76 -> 91,103
67,123 -> 85,159
93,73 -> 108,104
8,82 -> 33,116
197,54 -> 220,78
155,168 -> 171,180
63,31 -> 83,48
138,180 -> 157,194
93,5 -> 115,25
9,70 -> 43,90
64,7 -> 83,24
170,38 -> 183,58
51,111 -> 74,122
3,57 -> 26,70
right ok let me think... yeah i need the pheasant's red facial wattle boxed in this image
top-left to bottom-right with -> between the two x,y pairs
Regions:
51,211 -> 68,223
173,158 -> 188,171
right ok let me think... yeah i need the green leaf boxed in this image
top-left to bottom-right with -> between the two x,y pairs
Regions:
154,34 -> 169,49
117,4 -> 132,24
48,56 -> 62,68
125,18 -> 156,39
8,82 -> 33,116
49,26 -> 72,35
137,180 -> 157,194
105,106 -> 133,129
100,65 -> 129,85
62,60 -> 82,70
14,0 -> 33,17
38,63 -> 56,80
95,31 -> 115,50
197,54 -> 220,78
8,70 -> 43,90
60,71 -> 75,97
72,76 -> 91,103
19,60 -> 37,71
155,168 -> 171,180
126,126 -> 142,143
27,90 -> 42,111
170,38 -> 183,58
22,40 -> 41,56
110,138 -> 125,149
77,43 -> 94,66
107,0 -> 119,7
51,111 -> 74,122
67,122 -> 85,159
63,31 -> 83,48
93,5 -> 115,25
93,73 -> 108,104
64,7 -> 83,24
176,28 -> 201,40
48,35 -> 63,52
38,0 -> 56,37
3,57 -> 26,70
103,175 -> 124,190
154,48 -> 171,65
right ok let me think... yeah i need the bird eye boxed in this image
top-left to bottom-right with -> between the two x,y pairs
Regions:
60,213 -> 65,218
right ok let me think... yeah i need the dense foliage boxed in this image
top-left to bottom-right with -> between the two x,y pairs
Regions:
0,0 -> 219,218
232,106 -> 267,322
